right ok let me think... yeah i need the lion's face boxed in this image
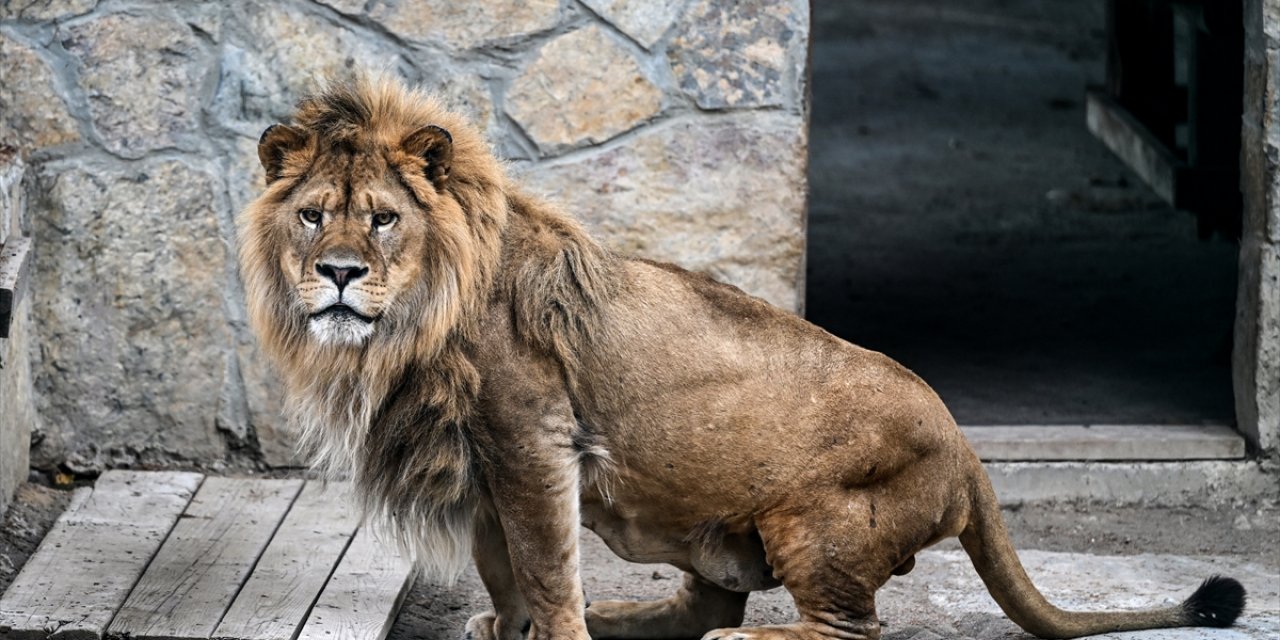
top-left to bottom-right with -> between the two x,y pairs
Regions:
249,121 -> 457,347
272,152 -> 426,345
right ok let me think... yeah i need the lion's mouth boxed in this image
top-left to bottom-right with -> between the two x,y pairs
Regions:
310,303 -> 376,323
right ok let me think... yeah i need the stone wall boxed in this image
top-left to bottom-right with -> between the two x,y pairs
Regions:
1239,0 -> 1280,456
0,0 -> 810,470
0,151 -> 35,513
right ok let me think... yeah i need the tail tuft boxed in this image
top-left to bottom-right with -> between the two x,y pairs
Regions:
1181,576 -> 1246,628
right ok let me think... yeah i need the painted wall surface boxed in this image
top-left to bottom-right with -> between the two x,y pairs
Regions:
0,0 -> 810,469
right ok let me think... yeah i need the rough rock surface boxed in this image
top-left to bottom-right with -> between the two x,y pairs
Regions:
507,26 -> 662,152
0,302 -> 34,514
61,13 -> 208,158
238,343 -> 295,467
216,5 -> 415,133
315,0 -> 366,15
668,0 -> 806,109
367,0 -> 559,50
524,113 -> 807,311
31,160 -> 231,468
1,157 -> 36,504
580,0 -> 684,49
0,33 -> 79,152
0,0 -> 96,21
437,72 -> 496,139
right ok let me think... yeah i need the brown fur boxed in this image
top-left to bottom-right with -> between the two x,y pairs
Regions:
237,75 -> 1244,640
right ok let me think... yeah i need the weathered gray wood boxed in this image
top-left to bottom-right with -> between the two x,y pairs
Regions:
296,527 -> 416,640
0,470 -> 203,640
961,424 -> 1246,461
107,477 -> 303,640
212,482 -> 359,640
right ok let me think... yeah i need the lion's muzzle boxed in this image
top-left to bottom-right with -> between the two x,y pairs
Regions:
303,257 -> 382,344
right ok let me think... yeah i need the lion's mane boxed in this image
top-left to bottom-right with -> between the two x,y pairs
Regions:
237,75 -> 614,579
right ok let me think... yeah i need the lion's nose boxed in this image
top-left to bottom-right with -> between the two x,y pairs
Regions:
315,262 -> 369,290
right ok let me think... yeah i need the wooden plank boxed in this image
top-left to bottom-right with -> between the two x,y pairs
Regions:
961,424 -> 1246,461
296,527 -> 416,640
107,478 -> 303,640
0,236 -> 32,339
212,482 -> 359,640
1085,88 -> 1181,204
0,471 -> 203,640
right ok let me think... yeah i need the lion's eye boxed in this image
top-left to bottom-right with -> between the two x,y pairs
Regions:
298,208 -> 323,227
372,211 -> 399,229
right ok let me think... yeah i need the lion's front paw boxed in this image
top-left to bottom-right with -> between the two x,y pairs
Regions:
464,611 -> 497,640
465,610 -> 530,640
702,630 -> 754,640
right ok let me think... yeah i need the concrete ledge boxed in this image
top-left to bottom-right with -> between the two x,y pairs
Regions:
984,459 -> 1280,507
0,236 -> 32,339
962,424 -> 1246,461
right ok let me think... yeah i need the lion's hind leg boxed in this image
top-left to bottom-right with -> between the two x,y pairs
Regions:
698,499 -> 911,640
585,572 -> 748,639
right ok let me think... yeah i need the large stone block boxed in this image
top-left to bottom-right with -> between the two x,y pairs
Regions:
667,0 -> 808,109
507,26 -> 662,152
31,160 -> 232,469
366,0 -> 559,50
0,155 -> 33,515
61,13 -> 209,158
522,113 -> 808,311
213,5 -> 413,133
0,32 -> 80,152
0,0 -> 97,21
0,148 -> 20,245
438,72 -> 496,139
316,0 -> 366,15
1,297 -> 34,515
581,0 -> 684,49
238,341 -> 296,467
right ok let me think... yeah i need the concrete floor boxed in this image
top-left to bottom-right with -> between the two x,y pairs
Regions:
385,504 -> 1278,639
804,0 -> 1239,425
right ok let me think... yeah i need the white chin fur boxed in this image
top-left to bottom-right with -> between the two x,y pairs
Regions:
309,315 -> 375,345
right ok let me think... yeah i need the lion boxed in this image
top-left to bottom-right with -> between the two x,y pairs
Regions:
237,75 -> 1246,640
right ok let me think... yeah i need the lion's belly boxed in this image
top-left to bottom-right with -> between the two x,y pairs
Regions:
580,500 -> 780,593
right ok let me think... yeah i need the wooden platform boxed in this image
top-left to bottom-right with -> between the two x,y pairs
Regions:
0,472 -> 415,640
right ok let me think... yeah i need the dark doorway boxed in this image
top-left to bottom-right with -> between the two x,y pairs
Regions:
805,0 -> 1238,425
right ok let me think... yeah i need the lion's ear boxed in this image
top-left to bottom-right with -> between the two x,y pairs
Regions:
258,124 -> 307,184
402,125 -> 453,186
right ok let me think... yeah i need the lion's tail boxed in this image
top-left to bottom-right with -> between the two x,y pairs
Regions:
957,470 -> 1246,639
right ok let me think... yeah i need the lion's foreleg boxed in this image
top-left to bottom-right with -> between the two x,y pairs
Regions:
585,572 -> 748,639
485,447 -> 589,640
466,516 -> 531,640
471,314 -> 590,640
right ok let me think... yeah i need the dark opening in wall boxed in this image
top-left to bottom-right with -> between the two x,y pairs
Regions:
805,0 -> 1238,426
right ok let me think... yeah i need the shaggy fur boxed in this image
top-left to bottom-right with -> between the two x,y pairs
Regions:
237,75 -> 1245,640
